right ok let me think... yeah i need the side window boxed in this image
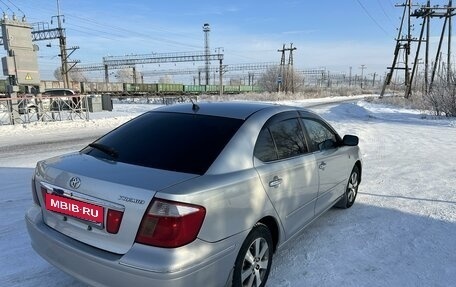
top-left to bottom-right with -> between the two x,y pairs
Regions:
254,117 -> 309,162
302,119 -> 337,151
269,118 -> 308,160
254,128 -> 278,162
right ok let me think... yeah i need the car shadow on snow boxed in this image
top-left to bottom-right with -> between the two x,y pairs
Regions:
359,191 -> 456,205
267,201 -> 456,287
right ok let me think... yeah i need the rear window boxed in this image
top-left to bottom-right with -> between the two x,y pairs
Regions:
81,112 -> 244,175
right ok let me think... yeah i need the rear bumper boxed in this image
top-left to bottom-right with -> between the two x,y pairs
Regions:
26,206 -> 244,287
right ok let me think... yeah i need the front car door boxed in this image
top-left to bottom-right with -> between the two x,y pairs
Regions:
301,118 -> 350,215
253,112 -> 319,238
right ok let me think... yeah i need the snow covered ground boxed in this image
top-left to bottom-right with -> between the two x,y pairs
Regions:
0,96 -> 455,287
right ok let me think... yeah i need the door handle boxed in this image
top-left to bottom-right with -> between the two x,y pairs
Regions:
319,161 -> 327,170
269,176 -> 283,188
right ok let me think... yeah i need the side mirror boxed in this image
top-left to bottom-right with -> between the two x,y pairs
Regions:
343,135 -> 359,146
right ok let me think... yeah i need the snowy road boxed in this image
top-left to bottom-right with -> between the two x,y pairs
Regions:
1,99 -> 455,287
0,136 -> 98,169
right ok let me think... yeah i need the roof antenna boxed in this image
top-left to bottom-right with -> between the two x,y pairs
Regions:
190,97 -> 199,112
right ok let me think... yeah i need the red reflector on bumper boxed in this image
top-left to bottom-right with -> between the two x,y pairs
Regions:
107,209 -> 123,234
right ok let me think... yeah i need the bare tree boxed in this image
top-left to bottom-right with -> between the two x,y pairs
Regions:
159,75 -> 173,83
114,68 -> 142,83
258,65 -> 303,93
53,67 -> 63,81
426,74 -> 456,116
53,67 -> 87,82
69,69 -> 87,82
115,68 -> 134,83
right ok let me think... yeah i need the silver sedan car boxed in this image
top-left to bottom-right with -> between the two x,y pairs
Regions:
26,101 -> 362,287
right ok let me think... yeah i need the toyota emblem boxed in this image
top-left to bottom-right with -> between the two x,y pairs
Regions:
69,177 -> 81,189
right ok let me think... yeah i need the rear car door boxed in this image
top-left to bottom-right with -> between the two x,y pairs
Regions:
254,112 -> 319,238
301,118 -> 349,215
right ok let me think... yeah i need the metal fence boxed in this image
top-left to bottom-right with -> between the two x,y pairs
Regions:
0,94 -> 90,125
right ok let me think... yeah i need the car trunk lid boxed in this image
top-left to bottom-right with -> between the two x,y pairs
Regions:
34,152 -> 198,254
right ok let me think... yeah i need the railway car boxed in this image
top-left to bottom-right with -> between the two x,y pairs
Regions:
239,85 -> 254,93
223,85 -> 240,94
205,85 -> 221,94
137,83 -> 158,94
123,83 -> 142,94
81,82 -> 123,94
40,81 -> 81,93
252,85 -> 263,93
157,83 -> 184,94
0,77 -> 262,97
184,85 -> 206,94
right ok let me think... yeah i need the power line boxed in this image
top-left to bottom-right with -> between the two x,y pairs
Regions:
355,0 -> 391,36
10,1 -> 203,50
0,0 -> 13,13
66,13 -> 201,44
64,13 -> 202,50
5,0 -> 25,15
376,0 -> 395,26
66,23 -> 124,39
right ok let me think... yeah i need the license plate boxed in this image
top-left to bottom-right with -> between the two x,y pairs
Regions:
45,193 -> 104,224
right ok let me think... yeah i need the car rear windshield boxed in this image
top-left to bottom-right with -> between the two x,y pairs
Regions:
81,112 -> 244,175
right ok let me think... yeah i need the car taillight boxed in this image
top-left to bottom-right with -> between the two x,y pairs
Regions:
31,177 -> 41,206
107,209 -> 123,234
135,199 -> 206,248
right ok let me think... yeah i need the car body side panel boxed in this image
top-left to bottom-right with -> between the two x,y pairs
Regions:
314,147 -> 351,214
154,168 -> 281,244
254,154 -> 319,239
314,146 -> 359,215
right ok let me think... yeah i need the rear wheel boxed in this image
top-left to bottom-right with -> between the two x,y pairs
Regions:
233,224 -> 273,287
335,165 -> 360,209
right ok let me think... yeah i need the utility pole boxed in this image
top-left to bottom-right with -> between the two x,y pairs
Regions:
448,0 -> 453,83
372,73 -> 377,87
55,0 -> 69,88
381,0 -> 413,97
277,43 -> 297,93
349,66 -> 352,87
203,23 -> 210,85
360,64 -> 366,89
405,0 -> 412,88
425,0 -> 430,95
288,43 -> 297,93
278,44 -> 286,92
383,0 -> 455,97
132,66 -> 137,84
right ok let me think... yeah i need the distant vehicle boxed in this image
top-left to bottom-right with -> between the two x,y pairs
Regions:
42,88 -> 78,111
26,102 -> 362,287
15,89 -> 78,114
17,94 -> 40,114
42,88 -> 75,96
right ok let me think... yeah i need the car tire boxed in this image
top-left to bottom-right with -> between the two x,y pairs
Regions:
335,165 -> 360,209
232,224 -> 273,287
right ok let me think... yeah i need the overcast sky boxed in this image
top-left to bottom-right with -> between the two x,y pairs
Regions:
2,0 -> 454,81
